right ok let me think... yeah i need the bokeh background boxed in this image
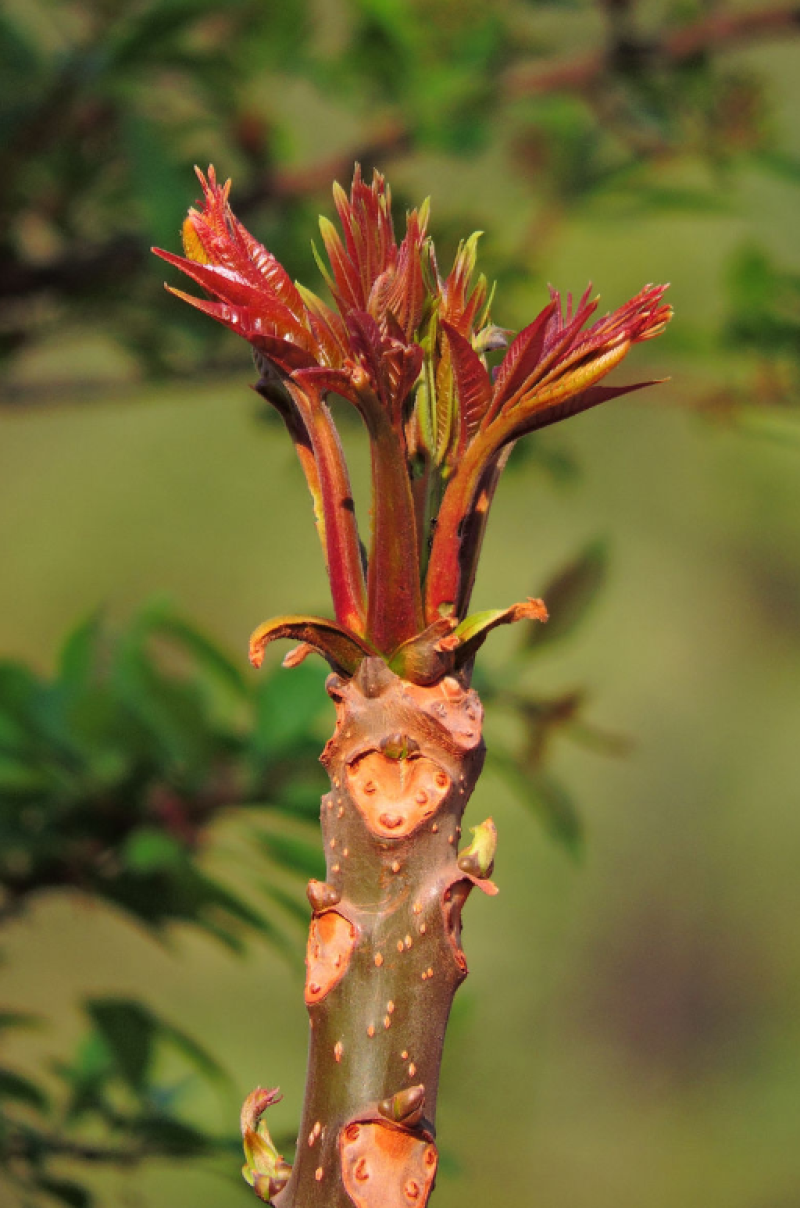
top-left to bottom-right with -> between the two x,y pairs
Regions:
2,1 -> 800,1206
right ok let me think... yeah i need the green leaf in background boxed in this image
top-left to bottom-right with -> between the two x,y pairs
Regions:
54,1029 -> 116,1119
0,1067 -> 49,1111
103,0 -> 248,71
86,1001 -> 155,1093
259,881 -> 312,930
491,751 -> 583,855
725,244 -> 800,355
34,1177 -> 92,1208
84,997 -> 228,1096
523,540 -> 608,654
122,110 -> 194,251
252,660 -> 328,761
270,774 -> 328,822
113,635 -> 215,778
121,828 -> 186,873
0,1010 -> 41,1033
129,1113 -> 216,1157
58,614 -> 104,696
256,828 -> 325,881
137,603 -> 248,700
0,753 -> 50,796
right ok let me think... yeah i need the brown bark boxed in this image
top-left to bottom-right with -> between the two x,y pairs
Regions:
274,657 -> 494,1208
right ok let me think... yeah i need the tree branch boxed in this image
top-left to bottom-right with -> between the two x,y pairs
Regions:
504,3 -> 800,98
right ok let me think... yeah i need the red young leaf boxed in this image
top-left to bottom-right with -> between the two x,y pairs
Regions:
440,320 -> 493,444
318,217 -> 364,314
345,310 -> 392,404
163,288 -> 318,369
155,250 -> 313,347
384,208 -> 428,339
489,299 -> 559,418
505,378 -> 664,442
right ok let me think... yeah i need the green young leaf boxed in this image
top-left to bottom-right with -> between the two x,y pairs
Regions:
523,541 -> 608,653
456,818 -> 497,879
453,598 -> 548,664
387,618 -> 458,685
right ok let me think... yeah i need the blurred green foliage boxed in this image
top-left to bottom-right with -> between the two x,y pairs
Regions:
0,605 -> 330,1204
0,603 -> 331,949
2,0 -> 800,410
1,997 -> 238,1207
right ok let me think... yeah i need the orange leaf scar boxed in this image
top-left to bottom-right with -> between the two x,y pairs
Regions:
340,1120 -> 437,1208
346,752 -> 451,839
305,910 -> 357,1005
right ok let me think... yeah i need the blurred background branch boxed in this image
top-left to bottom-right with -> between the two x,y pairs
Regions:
2,0 -> 800,417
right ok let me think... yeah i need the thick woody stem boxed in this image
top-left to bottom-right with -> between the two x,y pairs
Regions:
273,659 -> 491,1208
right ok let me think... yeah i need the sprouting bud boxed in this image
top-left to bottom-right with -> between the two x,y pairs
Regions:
378,1083 -> 426,1127
240,1086 -> 282,1138
241,1087 -> 291,1201
472,324 -> 511,354
307,879 -> 341,912
457,818 -> 497,879
380,732 -> 420,760
355,656 -> 395,699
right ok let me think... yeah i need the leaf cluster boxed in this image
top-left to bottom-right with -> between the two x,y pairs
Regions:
0,602 -> 329,950
0,999 -> 238,1208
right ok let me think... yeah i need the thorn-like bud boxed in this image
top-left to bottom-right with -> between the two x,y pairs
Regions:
457,817 -> 497,879
378,1083 -> 426,1127
307,879 -> 341,912
326,673 -> 347,702
355,656 -> 395,698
